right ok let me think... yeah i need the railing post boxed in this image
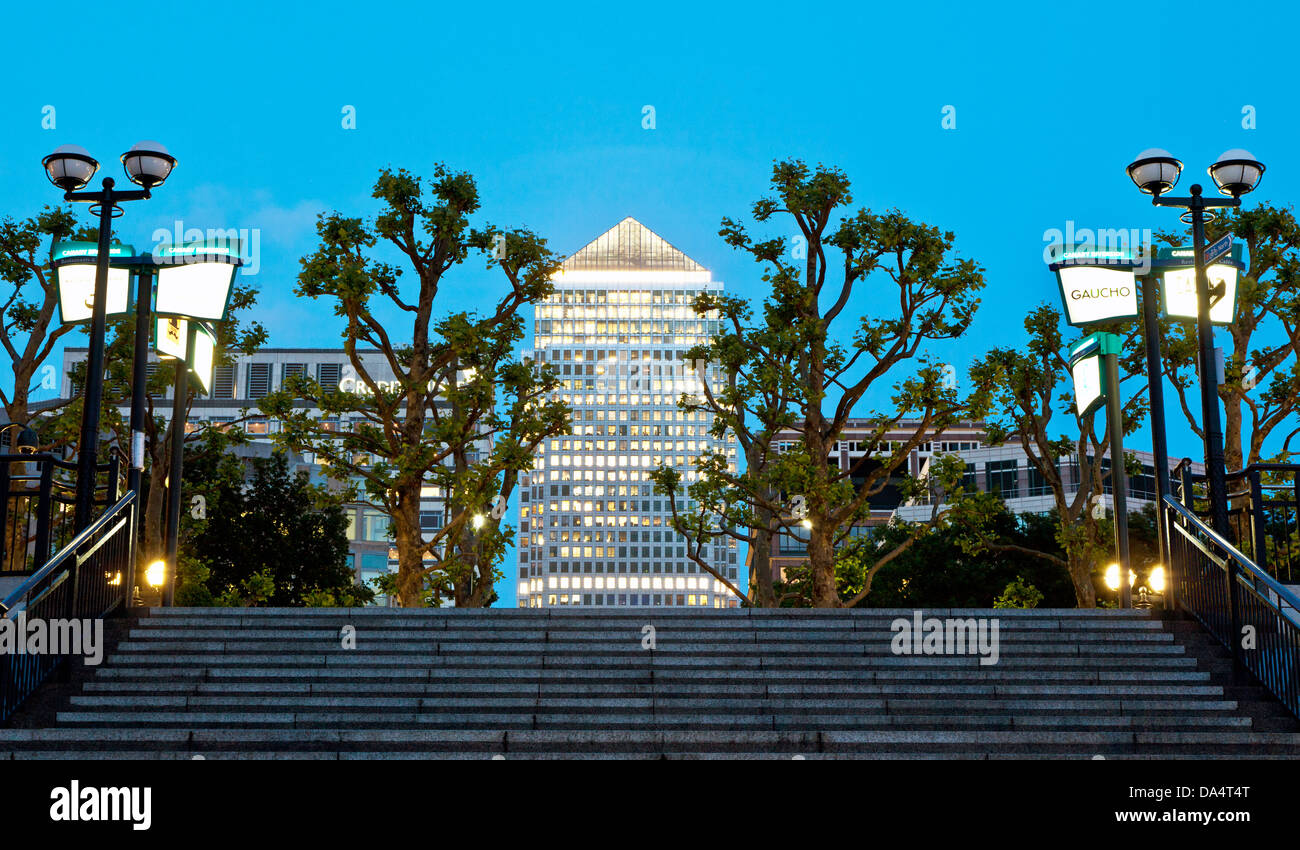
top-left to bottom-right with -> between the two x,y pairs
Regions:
106,453 -> 120,506
124,498 -> 137,610
1292,470 -> 1300,584
1227,537 -> 1244,677
33,460 -> 53,572
1162,499 -> 1180,613
1179,461 -> 1195,511
1248,469 -> 1268,575
0,459 -> 10,573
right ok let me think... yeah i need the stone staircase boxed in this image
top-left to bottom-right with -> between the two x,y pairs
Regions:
3,607 -> 1299,759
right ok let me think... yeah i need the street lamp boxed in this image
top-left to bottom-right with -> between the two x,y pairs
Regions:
52,235 -> 237,607
0,424 -> 39,454
1125,147 -> 1265,538
41,141 -> 175,531
120,142 -> 177,190
1208,150 -> 1266,198
1067,332 -> 1132,608
155,319 -> 218,607
121,241 -> 240,500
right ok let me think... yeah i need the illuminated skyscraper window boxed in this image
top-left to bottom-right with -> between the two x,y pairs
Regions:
517,218 -> 740,609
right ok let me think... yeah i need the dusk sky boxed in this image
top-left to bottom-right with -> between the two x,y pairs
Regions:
4,1 -> 1295,605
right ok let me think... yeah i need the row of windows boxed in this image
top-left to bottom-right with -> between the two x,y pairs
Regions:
536,334 -> 711,346
541,289 -> 713,306
244,362 -> 347,399
979,458 -> 1158,501
524,575 -> 724,592
523,594 -> 728,608
521,559 -> 737,576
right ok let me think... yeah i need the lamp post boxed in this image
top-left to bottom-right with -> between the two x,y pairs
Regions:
1069,332 -> 1132,608
1125,148 -> 1266,537
156,319 -> 217,607
52,239 -> 240,605
41,142 -> 176,531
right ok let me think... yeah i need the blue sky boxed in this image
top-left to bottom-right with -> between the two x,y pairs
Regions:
3,0 -> 1296,605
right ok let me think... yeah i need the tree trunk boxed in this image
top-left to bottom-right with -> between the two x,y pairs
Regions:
1221,386 -> 1244,474
1067,551 -> 1097,608
391,489 -> 424,607
808,524 -> 839,608
748,525 -> 776,608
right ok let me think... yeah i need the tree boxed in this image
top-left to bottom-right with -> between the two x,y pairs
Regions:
0,206 -> 80,444
263,166 -> 569,608
969,303 -> 1148,607
649,293 -> 801,607
661,159 -> 989,608
188,451 -> 369,606
1154,203 -> 1300,469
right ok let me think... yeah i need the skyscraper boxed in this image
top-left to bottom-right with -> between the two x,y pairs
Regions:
516,218 -> 740,608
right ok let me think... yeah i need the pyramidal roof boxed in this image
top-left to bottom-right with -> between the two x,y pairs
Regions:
561,217 -> 706,273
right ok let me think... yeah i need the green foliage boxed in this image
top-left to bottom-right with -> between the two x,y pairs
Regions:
261,165 -> 568,607
303,586 -> 375,607
190,452 -> 370,606
994,576 -> 1045,609
174,555 -> 215,607
215,569 -> 276,608
779,497 -> 1075,608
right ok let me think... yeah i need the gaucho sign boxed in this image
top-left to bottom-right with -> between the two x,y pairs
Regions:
1049,252 -> 1139,328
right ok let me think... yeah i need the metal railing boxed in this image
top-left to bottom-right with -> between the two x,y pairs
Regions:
1226,464 -> 1300,584
1164,493 -> 1300,719
0,490 -> 137,723
0,450 -> 127,577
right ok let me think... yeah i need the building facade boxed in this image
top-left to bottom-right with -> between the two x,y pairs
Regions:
893,443 -> 1205,522
516,218 -> 740,608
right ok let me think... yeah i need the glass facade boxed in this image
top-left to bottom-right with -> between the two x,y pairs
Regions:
985,459 -> 1019,498
517,218 -> 740,609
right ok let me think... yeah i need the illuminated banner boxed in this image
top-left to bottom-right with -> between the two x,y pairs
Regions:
1069,336 -> 1106,417
156,317 -> 189,360
1156,244 -> 1244,326
154,317 -> 216,394
1049,247 -> 1139,328
52,242 -> 137,324
190,324 -> 216,394
153,239 -> 242,322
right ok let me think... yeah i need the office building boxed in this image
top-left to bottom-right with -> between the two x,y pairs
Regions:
516,217 -> 740,608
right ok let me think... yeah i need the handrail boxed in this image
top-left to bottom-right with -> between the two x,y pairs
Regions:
1163,494 -> 1300,609
1164,491 -> 1300,719
1227,462 -> 1300,475
0,489 -> 136,616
